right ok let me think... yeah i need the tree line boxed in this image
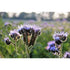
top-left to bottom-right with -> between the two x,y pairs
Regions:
0,12 -> 70,21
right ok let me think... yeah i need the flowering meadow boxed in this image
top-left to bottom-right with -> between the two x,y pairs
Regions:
0,18 -> 70,58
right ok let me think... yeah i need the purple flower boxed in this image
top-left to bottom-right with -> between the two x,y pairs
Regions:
18,24 -> 41,35
56,19 -> 60,22
53,32 -> 68,45
58,27 -> 64,31
9,30 -> 21,40
32,25 -> 41,35
41,22 -> 48,28
29,20 -> 35,23
62,18 -> 67,22
48,24 -> 54,27
18,24 -> 41,46
47,41 -> 55,46
50,47 -> 56,51
18,25 -> 32,34
4,22 -> 11,26
4,37 -> 11,45
63,52 -> 70,58
46,41 -> 59,53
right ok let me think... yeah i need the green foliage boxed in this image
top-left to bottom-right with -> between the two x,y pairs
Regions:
0,19 -> 70,58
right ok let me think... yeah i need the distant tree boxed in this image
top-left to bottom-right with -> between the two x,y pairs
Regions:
0,12 -> 9,18
67,12 -> 70,21
58,13 -> 65,20
48,12 -> 55,20
0,13 -> 1,19
18,12 -> 28,19
30,12 -> 37,20
12,13 -> 17,19
18,12 -> 37,20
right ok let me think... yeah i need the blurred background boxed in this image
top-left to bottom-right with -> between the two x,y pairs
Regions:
0,12 -> 70,22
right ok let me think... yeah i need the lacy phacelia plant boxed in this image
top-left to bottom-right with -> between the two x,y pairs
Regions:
4,37 -> 11,45
45,41 -> 61,54
18,25 -> 41,46
63,52 -> 70,58
53,32 -> 68,45
9,30 -> 21,41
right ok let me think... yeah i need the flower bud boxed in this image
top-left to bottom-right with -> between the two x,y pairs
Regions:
4,37 -> 11,45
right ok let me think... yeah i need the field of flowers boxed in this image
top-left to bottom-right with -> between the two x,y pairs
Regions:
0,18 -> 70,58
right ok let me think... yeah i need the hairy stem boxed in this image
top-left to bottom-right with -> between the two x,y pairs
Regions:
25,44 -> 30,58
60,43 -> 63,58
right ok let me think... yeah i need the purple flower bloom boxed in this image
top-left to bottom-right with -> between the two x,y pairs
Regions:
41,22 -> 48,28
56,19 -> 60,22
47,41 -> 55,46
32,25 -> 41,35
53,32 -> 68,45
18,25 -> 32,34
4,37 -> 11,45
29,20 -> 35,23
48,24 -> 54,27
9,30 -> 21,40
46,41 -> 59,53
4,22 -> 11,26
63,52 -> 70,58
18,24 -> 41,46
62,18 -> 67,22
50,46 -> 56,51
18,24 -> 41,35
58,27 -> 63,30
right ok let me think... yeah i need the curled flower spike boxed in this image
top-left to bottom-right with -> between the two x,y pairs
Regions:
18,25 -> 32,45
63,52 -> 70,58
9,30 -> 21,40
53,32 -> 68,45
60,32 -> 68,42
18,25 -> 24,34
4,37 -> 11,45
18,25 -> 32,34
32,25 -> 41,35
29,25 -> 41,46
18,24 -> 41,46
45,41 -> 60,54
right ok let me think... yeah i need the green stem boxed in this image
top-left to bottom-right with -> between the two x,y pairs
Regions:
14,41 -> 17,53
55,43 -> 61,58
60,43 -> 63,58
29,46 -> 33,53
25,44 -> 30,58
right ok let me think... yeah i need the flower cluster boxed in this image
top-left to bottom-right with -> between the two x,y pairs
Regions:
18,25 -> 41,46
4,37 -> 11,45
9,30 -> 21,40
53,32 -> 68,45
45,41 -> 61,54
63,52 -> 70,58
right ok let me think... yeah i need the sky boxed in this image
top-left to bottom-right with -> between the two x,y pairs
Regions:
0,0 -> 70,17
